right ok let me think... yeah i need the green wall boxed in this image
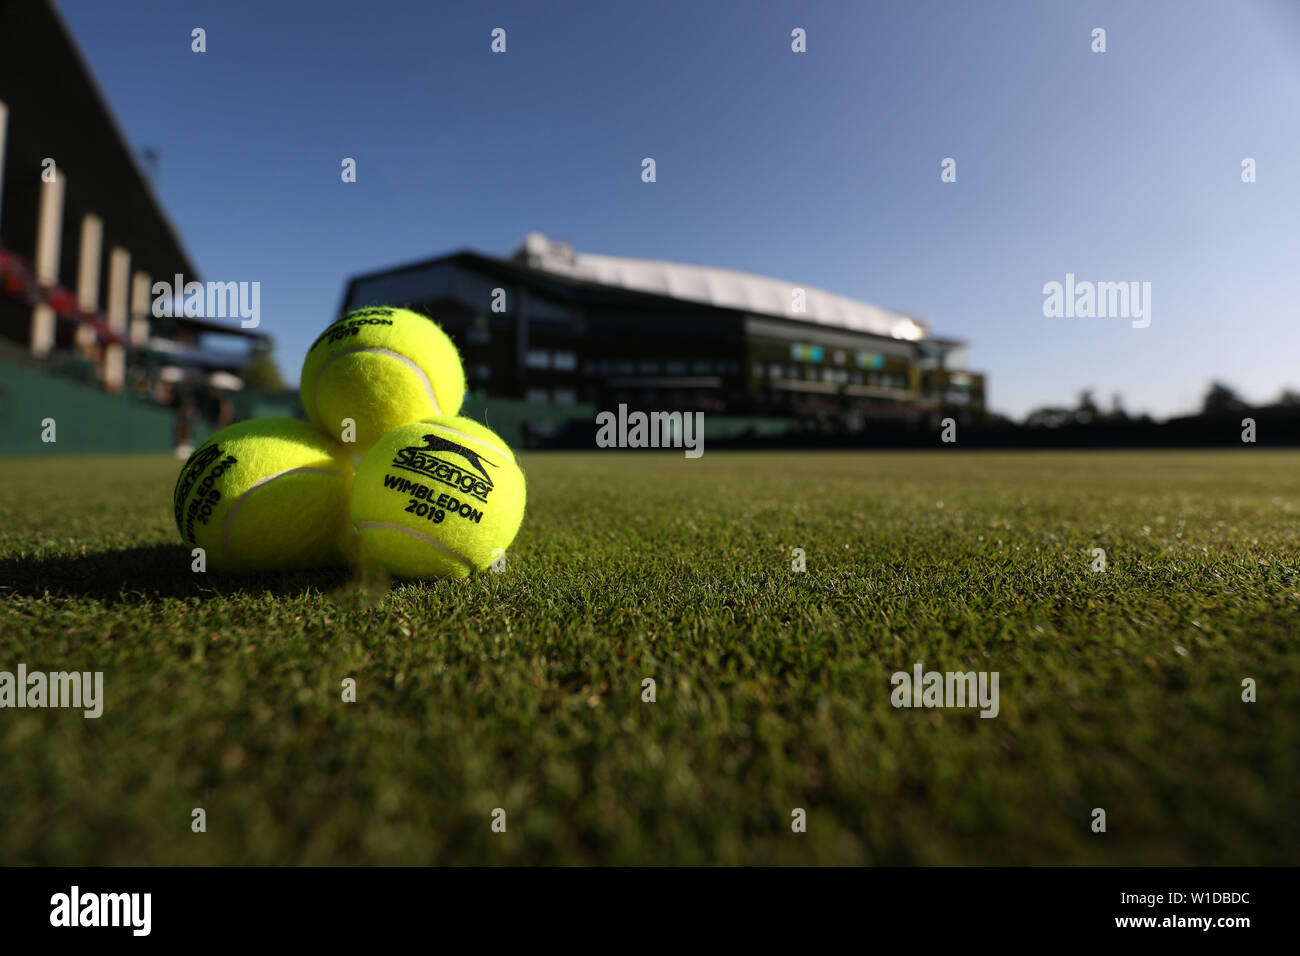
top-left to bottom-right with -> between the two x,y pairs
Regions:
0,360 -> 175,455
1,361 -> 787,455
460,398 -> 596,447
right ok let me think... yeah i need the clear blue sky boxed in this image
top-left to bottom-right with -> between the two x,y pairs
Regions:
56,0 -> 1300,418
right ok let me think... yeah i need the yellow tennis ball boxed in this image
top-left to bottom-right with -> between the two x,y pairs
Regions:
350,416 -> 526,579
173,418 -> 356,572
300,306 -> 466,452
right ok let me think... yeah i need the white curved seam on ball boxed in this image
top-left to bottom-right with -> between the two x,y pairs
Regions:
313,346 -> 441,419
221,467 -> 343,568
423,423 -> 511,461
354,521 -> 476,572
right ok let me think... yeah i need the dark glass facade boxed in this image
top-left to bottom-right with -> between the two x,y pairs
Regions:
341,252 -> 986,425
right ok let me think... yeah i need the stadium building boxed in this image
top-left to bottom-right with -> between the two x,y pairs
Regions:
341,232 -> 985,428
0,0 -> 265,413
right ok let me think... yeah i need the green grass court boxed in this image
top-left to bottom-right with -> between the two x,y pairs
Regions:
1,450 -> 1296,864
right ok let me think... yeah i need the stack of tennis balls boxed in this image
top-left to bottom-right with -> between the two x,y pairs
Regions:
172,305 -> 526,578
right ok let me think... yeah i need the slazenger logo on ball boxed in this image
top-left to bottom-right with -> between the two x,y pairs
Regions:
391,434 -> 496,502
308,306 -> 396,350
173,441 -> 237,544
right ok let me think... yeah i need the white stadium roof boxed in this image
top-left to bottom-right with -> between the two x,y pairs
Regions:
511,232 -> 929,342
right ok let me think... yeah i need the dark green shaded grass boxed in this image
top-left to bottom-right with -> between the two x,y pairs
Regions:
0,450 -> 1297,864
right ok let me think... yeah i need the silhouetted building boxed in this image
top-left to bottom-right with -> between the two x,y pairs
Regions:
0,0 -> 264,392
341,232 -> 985,425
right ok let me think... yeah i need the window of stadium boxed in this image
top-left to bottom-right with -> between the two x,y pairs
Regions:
524,294 -> 581,330
348,262 -> 452,307
857,351 -> 885,370
451,268 -> 509,314
525,349 -> 549,369
552,350 -> 577,371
